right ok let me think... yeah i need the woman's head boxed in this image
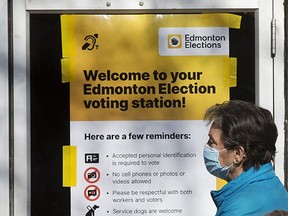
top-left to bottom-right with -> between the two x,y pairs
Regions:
204,100 -> 278,171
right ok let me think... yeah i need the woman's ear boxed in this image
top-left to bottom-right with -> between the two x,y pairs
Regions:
233,146 -> 245,165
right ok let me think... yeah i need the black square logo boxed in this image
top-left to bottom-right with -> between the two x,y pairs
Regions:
85,153 -> 99,163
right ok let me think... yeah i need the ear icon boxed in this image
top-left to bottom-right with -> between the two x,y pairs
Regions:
82,34 -> 98,50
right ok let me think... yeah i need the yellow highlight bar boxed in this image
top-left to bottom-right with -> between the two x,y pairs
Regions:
63,145 -> 77,187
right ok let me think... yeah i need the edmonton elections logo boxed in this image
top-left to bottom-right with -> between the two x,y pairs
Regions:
168,34 -> 182,48
159,27 -> 229,56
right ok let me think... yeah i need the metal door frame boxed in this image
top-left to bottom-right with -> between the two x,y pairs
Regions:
1,0 -> 284,215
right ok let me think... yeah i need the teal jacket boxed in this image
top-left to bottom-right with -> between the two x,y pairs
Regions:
211,163 -> 288,216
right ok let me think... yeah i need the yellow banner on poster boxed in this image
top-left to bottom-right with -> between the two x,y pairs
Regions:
61,14 -> 241,121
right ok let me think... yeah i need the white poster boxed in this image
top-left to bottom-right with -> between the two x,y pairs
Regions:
71,121 -> 215,216
61,13 -> 241,216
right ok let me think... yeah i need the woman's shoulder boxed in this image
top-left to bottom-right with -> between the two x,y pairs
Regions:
215,164 -> 288,215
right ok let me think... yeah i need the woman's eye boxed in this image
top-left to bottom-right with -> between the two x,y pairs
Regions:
207,139 -> 214,145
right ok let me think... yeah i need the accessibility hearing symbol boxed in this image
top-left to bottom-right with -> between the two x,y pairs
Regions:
82,34 -> 99,50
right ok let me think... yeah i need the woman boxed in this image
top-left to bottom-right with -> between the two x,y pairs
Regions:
203,100 -> 288,216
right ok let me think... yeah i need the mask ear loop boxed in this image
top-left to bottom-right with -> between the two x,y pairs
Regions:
218,148 -> 228,152
271,155 -> 275,169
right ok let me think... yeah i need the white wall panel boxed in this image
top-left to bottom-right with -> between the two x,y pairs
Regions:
0,0 -> 10,215
13,0 -> 30,215
272,0 -> 285,183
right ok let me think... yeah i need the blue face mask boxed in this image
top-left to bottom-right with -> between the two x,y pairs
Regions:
203,144 -> 233,181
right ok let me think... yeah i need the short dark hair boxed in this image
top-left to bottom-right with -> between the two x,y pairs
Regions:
265,210 -> 288,216
204,100 -> 278,170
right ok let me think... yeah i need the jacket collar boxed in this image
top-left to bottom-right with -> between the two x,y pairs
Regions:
211,162 -> 274,208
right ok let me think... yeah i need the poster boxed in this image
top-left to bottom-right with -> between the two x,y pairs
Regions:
61,14 -> 241,216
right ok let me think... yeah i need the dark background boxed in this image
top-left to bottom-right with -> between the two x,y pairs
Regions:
30,13 -> 255,216
30,14 -> 70,216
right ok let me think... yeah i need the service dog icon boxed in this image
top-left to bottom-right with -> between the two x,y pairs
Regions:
85,205 -> 99,216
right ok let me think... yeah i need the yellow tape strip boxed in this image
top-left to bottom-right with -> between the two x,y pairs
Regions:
201,13 -> 242,28
228,14 -> 242,29
223,57 -> 237,88
61,15 -> 76,83
61,58 -> 75,83
229,58 -> 237,87
216,178 -> 227,190
63,145 -> 77,187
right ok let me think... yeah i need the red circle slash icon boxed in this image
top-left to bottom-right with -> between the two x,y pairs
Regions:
84,167 -> 101,183
84,185 -> 101,201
